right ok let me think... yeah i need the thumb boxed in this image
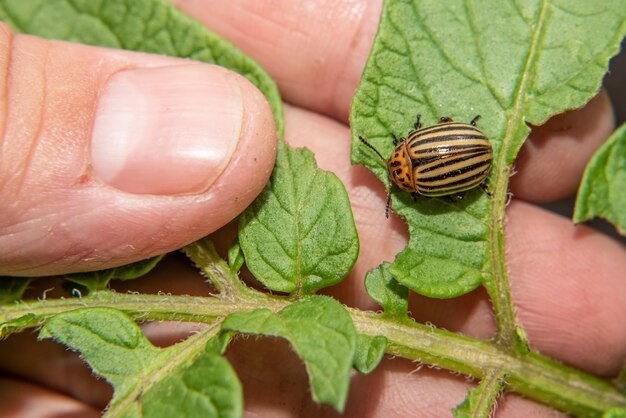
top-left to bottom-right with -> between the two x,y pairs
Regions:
0,25 -> 277,276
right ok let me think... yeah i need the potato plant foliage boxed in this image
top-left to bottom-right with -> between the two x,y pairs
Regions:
1,0 -> 625,417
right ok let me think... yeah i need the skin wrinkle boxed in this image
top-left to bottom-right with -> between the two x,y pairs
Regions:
6,39 -> 47,199
0,25 -> 12,152
171,0 -> 379,121
309,1 -> 365,115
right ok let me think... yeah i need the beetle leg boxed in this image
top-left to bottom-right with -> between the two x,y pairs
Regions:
480,182 -> 492,196
447,192 -> 465,202
439,116 -> 453,123
411,192 -> 419,202
470,115 -> 481,126
391,133 -> 401,146
385,183 -> 393,219
414,114 -> 422,130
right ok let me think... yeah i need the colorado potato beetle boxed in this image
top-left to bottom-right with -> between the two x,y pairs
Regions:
359,115 -> 493,217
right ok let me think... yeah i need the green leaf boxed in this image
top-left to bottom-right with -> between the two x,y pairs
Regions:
604,408 -> 626,418
0,313 -> 37,339
0,0 -> 283,137
40,308 -> 242,417
140,351 -> 242,418
222,296 -> 357,412
350,0 -> 626,299
364,262 -> 408,319
452,369 -> 505,417
64,255 -> 164,291
227,239 -> 245,274
354,334 -> 387,375
239,142 -> 359,295
64,270 -> 115,292
574,122 -> 626,235
0,277 -> 31,304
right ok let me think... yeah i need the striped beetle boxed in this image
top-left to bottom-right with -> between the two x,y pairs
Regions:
359,115 -> 493,217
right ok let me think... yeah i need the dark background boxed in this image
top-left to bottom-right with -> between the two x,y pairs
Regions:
606,40 -> 626,126
542,41 -> 625,242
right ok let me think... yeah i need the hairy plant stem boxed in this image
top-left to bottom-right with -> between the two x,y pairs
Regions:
1,292 -> 624,417
486,162 -> 522,350
183,240 -> 259,300
454,368 -> 506,416
484,0 -> 550,352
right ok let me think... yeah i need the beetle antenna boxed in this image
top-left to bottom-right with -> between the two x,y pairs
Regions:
359,136 -> 386,163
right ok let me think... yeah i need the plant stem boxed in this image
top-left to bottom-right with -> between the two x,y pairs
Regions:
453,368 -> 506,417
351,310 -> 626,417
485,0 -> 550,351
183,239 -> 258,300
1,292 -> 623,416
486,161 -> 522,349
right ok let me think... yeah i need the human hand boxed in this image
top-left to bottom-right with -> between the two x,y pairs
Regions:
1,1 -> 625,417
0,22 -> 277,277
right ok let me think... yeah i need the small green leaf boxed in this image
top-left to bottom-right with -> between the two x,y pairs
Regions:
64,255 -> 164,291
364,262 -> 408,319
0,313 -> 37,339
141,350 -> 242,418
64,270 -> 115,292
452,369 -> 505,418
111,255 -> 165,280
227,239 -> 245,274
239,142 -> 359,295
0,277 -> 31,304
207,331 -> 235,356
0,0 -> 283,137
351,0 -> 626,299
40,309 -> 159,389
604,408 -> 626,418
40,308 -> 242,417
354,334 -> 387,375
222,296 -> 357,412
223,308 -> 283,335
574,122 -> 626,235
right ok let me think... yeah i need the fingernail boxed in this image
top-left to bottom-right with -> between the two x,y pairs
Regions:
91,64 -> 243,195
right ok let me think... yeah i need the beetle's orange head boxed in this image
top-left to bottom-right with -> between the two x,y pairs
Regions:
387,145 -> 414,192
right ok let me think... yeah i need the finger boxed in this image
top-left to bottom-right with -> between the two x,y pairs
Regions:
506,200 -> 626,375
283,105 -> 626,376
170,0 -> 382,121
0,331 -> 111,408
509,90 -> 615,202
0,376 -> 100,418
0,24 -> 276,276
